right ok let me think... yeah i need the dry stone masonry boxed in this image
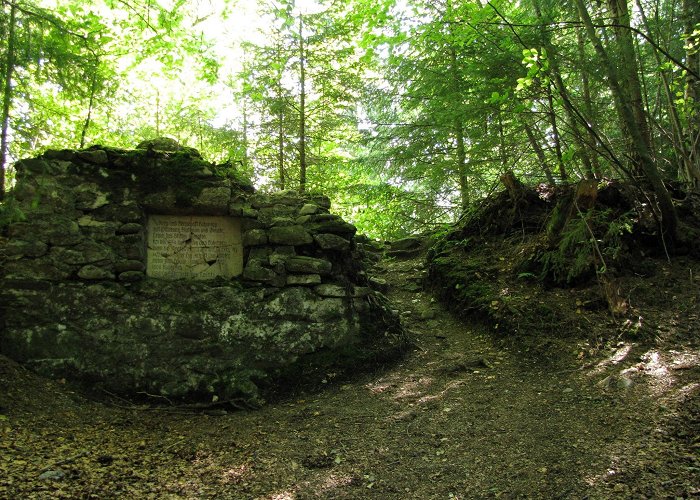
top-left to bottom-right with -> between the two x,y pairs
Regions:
0,140 -> 405,404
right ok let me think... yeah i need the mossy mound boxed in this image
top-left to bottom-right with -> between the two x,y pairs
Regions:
426,179 -> 700,353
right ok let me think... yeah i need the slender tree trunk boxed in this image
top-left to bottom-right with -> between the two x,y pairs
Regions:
533,0 -> 594,179
497,114 -> 508,169
155,91 -> 161,136
445,0 -> 469,209
575,0 -> 678,239
683,0 -> 700,186
455,121 -> 469,209
272,43 -> 286,189
278,99 -> 286,190
242,100 -> 249,173
608,0 -> 654,173
525,123 -> 556,184
1,1 -> 17,201
635,0 -> 690,183
448,43 -> 469,209
576,23 -> 603,178
546,83 -> 567,180
79,69 -> 98,149
298,14 -> 307,194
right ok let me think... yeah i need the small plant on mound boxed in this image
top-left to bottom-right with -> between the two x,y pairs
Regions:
521,208 -> 635,286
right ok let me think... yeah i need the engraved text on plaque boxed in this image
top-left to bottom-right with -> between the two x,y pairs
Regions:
146,215 -> 243,280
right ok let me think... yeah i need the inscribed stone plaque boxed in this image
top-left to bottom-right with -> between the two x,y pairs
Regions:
147,215 -> 243,280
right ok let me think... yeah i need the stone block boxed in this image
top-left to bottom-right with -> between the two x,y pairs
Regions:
49,247 -> 83,265
256,190 -> 303,208
78,215 -> 109,227
274,246 -> 296,255
270,217 -> 295,226
82,225 -> 119,243
143,190 -> 177,211
3,240 -> 48,259
48,221 -> 83,246
229,202 -> 255,217
309,194 -> 331,210
77,149 -> 109,165
124,244 -> 145,260
304,214 -> 357,236
268,225 -> 313,246
194,166 -> 213,177
116,233 -> 143,244
314,233 -> 351,251
42,149 -> 76,162
299,203 -> 319,216
11,181 -> 37,202
248,247 -> 272,261
242,229 -> 268,246
269,252 -> 292,267
285,256 -> 333,275
309,298 -> 346,322
74,241 -> 114,264
116,223 -> 143,235
314,284 -> 349,297
287,274 -> 322,285
250,193 -> 273,209
259,204 -> 298,219
118,271 -> 145,282
243,260 -> 278,283
110,204 -> 143,224
14,158 -> 51,174
77,265 -> 115,280
192,186 -> 231,213
4,260 -> 71,280
241,217 -> 265,231
115,260 -> 146,273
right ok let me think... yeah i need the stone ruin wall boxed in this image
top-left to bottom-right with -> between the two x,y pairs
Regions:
0,144 -> 404,404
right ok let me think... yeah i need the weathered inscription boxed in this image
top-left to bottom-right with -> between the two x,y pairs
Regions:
147,215 -> 243,280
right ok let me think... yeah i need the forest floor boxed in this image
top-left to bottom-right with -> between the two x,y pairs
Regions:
1,246 -> 700,498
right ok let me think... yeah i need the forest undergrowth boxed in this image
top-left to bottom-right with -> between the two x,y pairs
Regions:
1,182 -> 700,498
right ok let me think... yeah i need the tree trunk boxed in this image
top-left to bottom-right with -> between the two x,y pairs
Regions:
576,25 -> 603,178
607,0 -> 653,173
532,0 -> 595,180
278,103 -> 286,190
448,43 -> 469,209
242,100 -> 250,173
1,1 -> 17,201
298,14 -> 307,194
500,170 -> 525,202
683,0 -> 700,186
575,0 -> 678,239
524,123 -> 556,184
635,0 -> 691,184
79,68 -> 98,149
456,119 -> 469,209
155,91 -> 161,136
545,83 -> 567,180
275,58 -> 286,190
